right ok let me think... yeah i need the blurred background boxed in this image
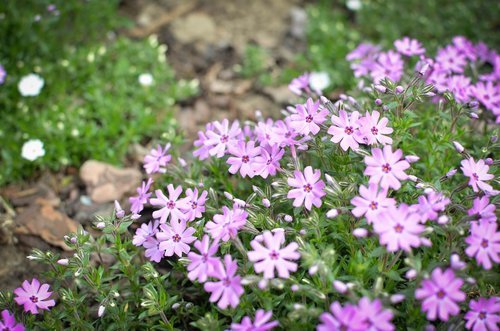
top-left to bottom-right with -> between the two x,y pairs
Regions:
0,0 -> 499,290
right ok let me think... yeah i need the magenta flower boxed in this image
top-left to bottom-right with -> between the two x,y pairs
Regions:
357,297 -> 395,331
143,143 -> 171,174
205,119 -> 241,157
184,188 -> 208,222
436,45 -> 467,74
133,220 -> 159,246
193,123 -> 214,160
448,75 -> 472,103
187,235 -> 220,283
413,191 -> 450,222
415,268 -> 465,321
288,73 -> 310,95
371,51 -> 404,83
461,158 -> 494,192
205,204 -> 248,242
227,140 -> 261,178
351,184 -> 396,224
357,111 -> 393,145
253,142 -> 284,178
230,310 -> 279,331
0,65 -> 6,85
254,119 -> 275,144
287,166 -> 326,210
364,145 -> 410,190
247,230 -> 300,279
328,110 -> 363,151
129,178 -> 153,216
373,204 -> 425,252
14,279 -> 56,314
468,196 -> 497,223
0,310 -> 24,331
465,220 -> 500,270
346,43 -> 380,61
471,81 -> 500,111
290,98 -> 329,136
143,237 -> 163,263
156,219 -> 197,257
150,185 -> 190,223
465,297 -> 500,331
317,302 -> 368,331
204,255 -> 244,309
394,37 -> 425,56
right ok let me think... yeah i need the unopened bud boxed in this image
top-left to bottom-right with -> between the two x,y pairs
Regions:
299,229 -> 306,235
224,192 -> 234,200
258,279 -> 268,289
408,175 -> 418,182
453,141 -> 464,153
353,228 -> 368,238
172,303 -> 181,310
178,158 -> 187,167
326,209 -> 338,219
375,98 -> 383,106
405,269 -> 417,279
114,200 -> 125,219
424,92 -> 436,97
96,222 -> 105,229
374,85 -> 387,93
291,284 -> 299,292
485,158 -> 493,165
450,253 -> 465,270
469,112 -> 479,119
262,198 -> 271,208
446,169 -> 457,177
468,100 -> 479,109
98,305 -> 105,317
284,215 -> 293,223
70,237 -> 77,244
333,280 -> 348,294
395,86 -> 404,94
491,135 -> 498,143
308,265 -> 319,275
57,259 -> 69,266
405,155 -> 420,163
438,215 -> 449,224
390,294 -> 405,304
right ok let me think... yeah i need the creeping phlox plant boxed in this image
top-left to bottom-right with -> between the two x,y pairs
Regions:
1,37 -> 499,331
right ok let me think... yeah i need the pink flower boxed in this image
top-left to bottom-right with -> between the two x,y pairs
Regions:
464,297 -> 500,331
470,81 -> 500,112
227,140 -> 261,178
415,268 -> 465,321
156,219 -> 196,257
184,188 -> 208,222
205,204 -> 248,242
205,119 -> 241,157
373,204 -> 425,252
0,310 -> 25,331
143,144 -> 171,174
328,110 -> 363,151
193,123 -> 214,160
413,191 -> 450,222
150,185 -> 190,223
14,278 -> 56,314
371,51 -> 404,83
460,158 -> 494,192
248,230 -> 300,279
351,184 -> 396,224
317,302 -> 368,331
357,297 -> 395,331
357,110 -> 393,145
465,220 -> 500,270
133,220 -> 159,246
187,235 -> 220,283
394,37 -> 425,56
364,146 -> 410,190
230,310 -> 279,331
448,75 -> 472,103
143,237 -> 163,263
435,45 -> 467,74
269,118 -> 310,151
289,73 -> 310,95
287,166 -> 326,210
204,255 -> 244,309
468,196 -> 497,223
290,98 -> 329,136
253,142 -> 284,178
129,178 -> 153,216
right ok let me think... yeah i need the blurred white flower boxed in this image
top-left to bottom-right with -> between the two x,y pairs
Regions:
21,139 -> 45,161
346,0 -> 362,11
18,74 -> 44,96
138,73 -> 154,86
309,71 -> 330,93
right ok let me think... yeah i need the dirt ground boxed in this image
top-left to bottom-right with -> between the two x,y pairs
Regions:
0,0 -> 307,291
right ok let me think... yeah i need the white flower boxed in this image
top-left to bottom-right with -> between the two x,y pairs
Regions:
309,71 -> 330,93
21,139 -> 45,161
18,74 -> 44,97
138,73 -> 154,86
346,0 -> 363,11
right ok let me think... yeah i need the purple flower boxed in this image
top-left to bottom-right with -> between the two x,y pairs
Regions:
248,230 -> 300,279
415,268 -> 465,321
470,81 -> 500,112
426,67 -> 449,93
253,142 -> 284,178
290,98 -> 329,136
205,119 -> 241,157
144,237 -> 163,262
187,235 -> 220,283
413,191 -> 450,222
346,43 -> 380,61
328,110 -> 363,151
468,196 -> 497,223
448,75 -> 472,103
435,45 -> 467,74
156,219 -> 196,257
204,255 -> 244,309
14,279 -> 56,314
287,166 -> 326,210
133,220 -> 159,246
129,178 -> 153,216
184,188 -> 208,222
227,140 -> 261,178
317,302 -> 368,331
351,184 -> 396,224
143,143 -> 172,174
364,145 -> 410,190
269,118 -> 310,151
150,185 -> 190,223
0,310 -> 24,331
230,310 -> 279,331
465,297 -> 500,331
371,51 -> 404,83
461,158 -> 494,193
193,123 -> 214,160
357,297 -> 395,331
394,37 -> 426,56
205,204 -> 248,242
254,119 -> 275,144
0,64 -> 6,85
288,73 -> 310,95
452,36 -> 477,61
373,204 -> 425,252
357,110 -> 393,145
465,220 -> 500,270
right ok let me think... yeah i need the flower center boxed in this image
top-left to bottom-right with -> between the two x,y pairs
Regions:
172,234 -> 181,242
167,200 -> 176,209
305,115 -> 313,123
369,201 -> 378,210
220,135 -> 229,143
371,126 -> 379,135
344,126 -> 353,135
285,132 -> 292,138
394,224 -> 404,233
202,254 -> 208,263
191,202 -> 198,210
472,173 -> 479,181
436,290 -> 446,299
382,163 -> 392,173
3,327 -> 11,331
266,158 -> 273,165
269,250 -> 280,260
479,311 -> 487,320
481,239 -> 489,248
223,277 -> 231,287
242,155 -> 250,163
29,295 -> 38,303
303,184 -> 312,192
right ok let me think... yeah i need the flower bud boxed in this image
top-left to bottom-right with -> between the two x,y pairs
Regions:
70,237 -> 77,244
418,63 -> 430,76
374,85 -> 387,93
405,269 -> 417,279
96,222 -> 105,229
382,105 -> 389,112
185,303 -> 193,309
353,228 -> 368,238
485,158 -> 493,165
326,209 -> 338,219
491,135 -> 498,143
390,294 -> 405,304
424,325 -> 436,331
408,175 -> 418,182
437,215 -> 449,224
284,215 -> 293,223
308,264 -> 319,275
172,303 -> 181,310
224,191 -> 234,200
291,284 -> 299,292
450,253 -> 465,270
416,183 -> 425,189
423,188 -> 434,194
114,200 -> 125,219
375,98 -> 383,106
405,155 -> 420,163
446,169 -> 457,177
333,280 -> 348,294
395,86 -> 404,94
469,112 -> 479,119
453,141 -> 464,153
468,100 -> 479,109
98,305 -> 105,317
299,229 -> 306,235
262,198 -> 271,208
258,279 -> 268,289
423,92 -> 436,97
57,259 -> 69,266
178,157 -> 187,167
